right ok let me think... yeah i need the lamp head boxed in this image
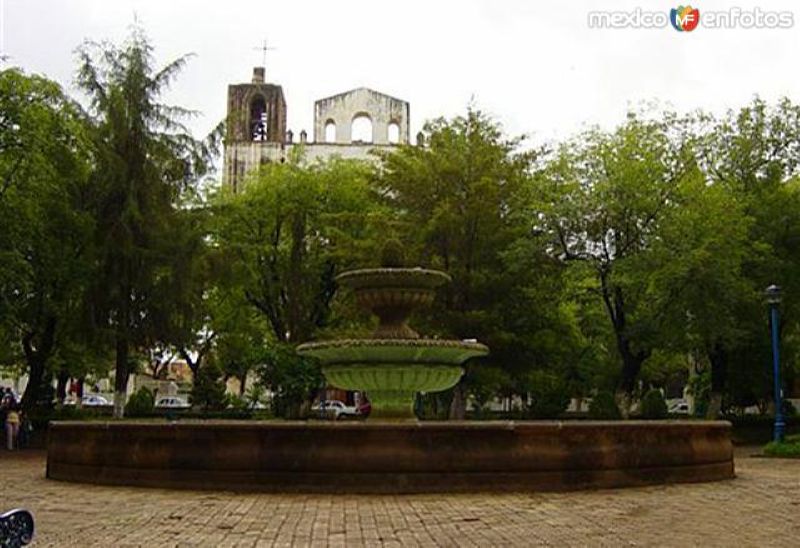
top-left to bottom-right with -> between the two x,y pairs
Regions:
766,284 -> 782,304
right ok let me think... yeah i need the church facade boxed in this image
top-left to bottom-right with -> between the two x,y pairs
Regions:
223,67 -> 413,191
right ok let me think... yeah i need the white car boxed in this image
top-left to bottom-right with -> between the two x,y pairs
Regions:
669,401 -> 690,414
155,396 -> 190,409
311,400 -> 358,419
82,394 -> 110,406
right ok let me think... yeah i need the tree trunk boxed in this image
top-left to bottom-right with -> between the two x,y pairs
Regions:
55,369 -> 70,406
113,334 -> 129,418
239,374 -> 247,397
20,317 -> 57,412
21,355 -> 46,412
617,334 -> 649,397
600,276 -> 650,411
706,343 -> 727,419
448,382 -> 467,420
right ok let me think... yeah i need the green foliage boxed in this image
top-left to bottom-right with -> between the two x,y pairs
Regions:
521,369 -> 570,419
0,68 -> 97,410
212,157 -> 381,344
27,406 -> 104,431
125,387 -> 155,417
76,28 -> 213,416
465,365 -> 510,412
190,362 -> 228,412
535,111 -> 700,396
640,389 -> 668,419
764,434 -> 800,458
5,38 -> 800,422
379,107 -> 572,407
589,391 -> 622,420
254,343 -> 323,419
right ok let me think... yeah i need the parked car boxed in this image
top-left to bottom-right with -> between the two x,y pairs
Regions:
155,396 -> 190,409
668,401 -> 690,414
81,395 -> 110,406
311,400 -> 358,419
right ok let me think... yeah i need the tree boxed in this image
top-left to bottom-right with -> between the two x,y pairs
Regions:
379,107 -> 569,418
212,156 -> 380,345
536,112 -> 698,412
76,29 -> 212,417
644,176 -> 754,417
696,98 -> 800,414
0,68 -> 97,411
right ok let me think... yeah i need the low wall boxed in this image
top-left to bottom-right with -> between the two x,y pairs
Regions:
47,420 -> 734,493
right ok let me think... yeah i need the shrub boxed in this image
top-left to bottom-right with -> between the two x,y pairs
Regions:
589,391 -> 621,420
764,434 -> 800,458
226,394 -> 248,411
524,370 -> 570,419
190,362 -> 228,412
640,389 -> 668,419
125,387 -> 155,417
255,344 -> 323,419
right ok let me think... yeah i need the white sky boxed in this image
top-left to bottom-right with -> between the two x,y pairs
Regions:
3,0 -> 800,149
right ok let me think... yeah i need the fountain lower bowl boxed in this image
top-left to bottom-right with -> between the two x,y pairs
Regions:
297,339 -> 489,418
297,338 -> 489,365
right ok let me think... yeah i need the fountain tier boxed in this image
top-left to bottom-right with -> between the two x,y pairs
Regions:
297,267 -> 489,419
298,339 -> 488,419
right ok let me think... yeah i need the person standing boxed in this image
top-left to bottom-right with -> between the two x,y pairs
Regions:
6,404 -> 20,450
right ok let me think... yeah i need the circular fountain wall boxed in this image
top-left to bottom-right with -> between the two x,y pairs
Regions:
47,420 -> 734,493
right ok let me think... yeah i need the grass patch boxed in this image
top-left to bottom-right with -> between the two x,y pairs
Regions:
763,434 -> 800,458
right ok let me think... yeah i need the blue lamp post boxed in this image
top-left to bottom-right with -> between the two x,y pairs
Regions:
766,284 -> 784,443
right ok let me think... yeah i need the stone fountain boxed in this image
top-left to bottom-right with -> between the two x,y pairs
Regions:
297,250 -> 488,419
46,247 -> 735,493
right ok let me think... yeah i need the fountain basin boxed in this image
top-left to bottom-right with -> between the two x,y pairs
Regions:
336,268 -> 452,290
47,420 -> 735,493
298,339 -> 488,419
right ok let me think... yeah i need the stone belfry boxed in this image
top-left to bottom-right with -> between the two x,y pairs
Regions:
223,67 -> 287,191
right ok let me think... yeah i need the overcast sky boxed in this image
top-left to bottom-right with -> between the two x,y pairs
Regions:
3,0 -> 800,148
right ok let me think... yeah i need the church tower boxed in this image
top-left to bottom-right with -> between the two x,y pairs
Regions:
223,67 -> 288,191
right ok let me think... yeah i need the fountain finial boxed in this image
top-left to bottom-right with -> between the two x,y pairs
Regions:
380,239 -> 406,268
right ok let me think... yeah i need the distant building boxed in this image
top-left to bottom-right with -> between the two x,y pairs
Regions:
223,66 -> 413,191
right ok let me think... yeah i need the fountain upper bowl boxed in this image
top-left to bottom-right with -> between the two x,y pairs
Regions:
336,268 -> 452,291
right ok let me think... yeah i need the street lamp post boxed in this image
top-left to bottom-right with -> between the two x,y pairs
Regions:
766,284 -> 785,443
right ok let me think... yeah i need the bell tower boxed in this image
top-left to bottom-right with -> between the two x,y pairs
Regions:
223,67 -> 288,191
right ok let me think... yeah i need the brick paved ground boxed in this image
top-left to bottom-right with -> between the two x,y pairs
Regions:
1,447 -> 798,547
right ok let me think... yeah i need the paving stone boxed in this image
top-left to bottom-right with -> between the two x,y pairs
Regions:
1,447 -> 798,546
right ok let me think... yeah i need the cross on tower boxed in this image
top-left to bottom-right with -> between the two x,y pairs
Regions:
253,39 -> 276,68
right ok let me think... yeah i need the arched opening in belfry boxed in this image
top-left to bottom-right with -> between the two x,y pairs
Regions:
388,122 -> 400,144
324,119 -> 337,143
250,95 -> 268,141
351,114 -> 373,143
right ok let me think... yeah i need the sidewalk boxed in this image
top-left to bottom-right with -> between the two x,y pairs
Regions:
1,447 -> 797,546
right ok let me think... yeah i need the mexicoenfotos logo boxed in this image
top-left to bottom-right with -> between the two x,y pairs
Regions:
670,6 -> 700,32
588,5 -> 794,30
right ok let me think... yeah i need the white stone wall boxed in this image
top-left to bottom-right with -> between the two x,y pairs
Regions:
313,88 -> 410,145
296,143 -> 398,164
222,141 -> 404,189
